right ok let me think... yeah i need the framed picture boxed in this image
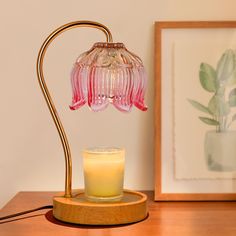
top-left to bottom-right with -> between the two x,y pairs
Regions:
155,21 -> 236,201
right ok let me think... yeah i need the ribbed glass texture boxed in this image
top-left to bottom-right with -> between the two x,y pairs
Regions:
70,42 -> 147,112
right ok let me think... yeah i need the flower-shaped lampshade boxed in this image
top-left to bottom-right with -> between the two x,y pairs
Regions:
70,42 -> 147,112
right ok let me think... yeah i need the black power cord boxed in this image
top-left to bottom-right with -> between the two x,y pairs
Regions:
0,205 -> 53,221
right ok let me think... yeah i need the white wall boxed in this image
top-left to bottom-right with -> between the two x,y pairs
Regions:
0,0 -> 235,208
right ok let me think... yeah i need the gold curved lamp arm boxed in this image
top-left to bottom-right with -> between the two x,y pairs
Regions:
36,21 -> 113,198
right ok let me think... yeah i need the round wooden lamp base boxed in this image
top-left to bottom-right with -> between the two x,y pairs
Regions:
53,189 -> 148,225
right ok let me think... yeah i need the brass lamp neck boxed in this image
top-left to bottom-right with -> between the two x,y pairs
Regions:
36,21 -> 113,198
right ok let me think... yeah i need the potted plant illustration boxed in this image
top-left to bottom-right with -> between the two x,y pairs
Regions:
188,49 -> 236,171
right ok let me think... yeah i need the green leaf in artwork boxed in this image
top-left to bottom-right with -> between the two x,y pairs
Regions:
208,95 -> 230,116
226,69 -> 236,86
229,95 -> 236,107
199,63 -> 217,92
199,117 -> 219,126
228,88 -> 236,107
216,49 -> 236,82
187,99 -> 212,114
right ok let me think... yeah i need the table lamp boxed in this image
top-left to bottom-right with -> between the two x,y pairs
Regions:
36,20 -> 148,225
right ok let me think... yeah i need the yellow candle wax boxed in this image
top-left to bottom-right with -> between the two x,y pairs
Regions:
83,147 -> 125,202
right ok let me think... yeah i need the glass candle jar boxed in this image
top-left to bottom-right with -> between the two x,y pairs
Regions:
83,147 -> 125,202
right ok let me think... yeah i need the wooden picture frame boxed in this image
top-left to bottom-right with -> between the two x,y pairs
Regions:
155,21 -> 236,201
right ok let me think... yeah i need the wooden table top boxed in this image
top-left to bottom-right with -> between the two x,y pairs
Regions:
1,191 -> 236,236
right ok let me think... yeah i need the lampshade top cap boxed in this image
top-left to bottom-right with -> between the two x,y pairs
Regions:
93,42 -> 125,49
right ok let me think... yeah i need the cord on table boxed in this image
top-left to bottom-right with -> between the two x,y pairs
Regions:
0,205 -> 53,220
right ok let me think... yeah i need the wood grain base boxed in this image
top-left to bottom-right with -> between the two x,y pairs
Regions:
53,189 -> 148,225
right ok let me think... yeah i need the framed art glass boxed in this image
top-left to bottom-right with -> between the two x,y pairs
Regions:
155,21 -> 236,200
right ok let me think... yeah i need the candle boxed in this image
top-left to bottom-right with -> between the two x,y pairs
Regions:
83,147 -> 125,202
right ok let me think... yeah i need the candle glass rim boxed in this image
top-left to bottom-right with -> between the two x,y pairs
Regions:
83,147 -> 125,155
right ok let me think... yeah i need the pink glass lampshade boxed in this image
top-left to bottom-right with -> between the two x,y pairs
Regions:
70,42 -> 147,112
